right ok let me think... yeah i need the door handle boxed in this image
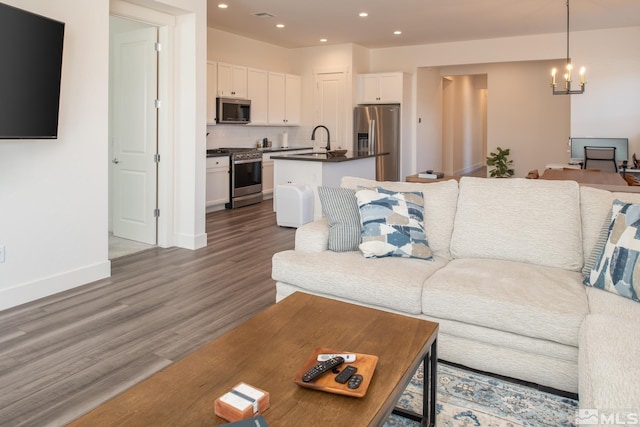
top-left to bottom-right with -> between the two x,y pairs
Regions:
112,158 -> 120,164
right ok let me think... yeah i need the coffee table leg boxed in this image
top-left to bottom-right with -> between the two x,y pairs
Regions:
426,338 -> 437,427
391,338 -> 437,426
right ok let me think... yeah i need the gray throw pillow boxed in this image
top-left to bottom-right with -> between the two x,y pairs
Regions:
582,209 -> 613,276
317,186 -> 361,252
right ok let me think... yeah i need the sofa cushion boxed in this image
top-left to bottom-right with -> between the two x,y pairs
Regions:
422,258 -> 588,346
450,177 -> 583,271
579,314 -> 640,411
272,250 -> 448,314
340,177 -> 459,259
356,188 -> 432,260
584,200 -> 640,302
317,187 -> 361,252
586,287 -> 640,322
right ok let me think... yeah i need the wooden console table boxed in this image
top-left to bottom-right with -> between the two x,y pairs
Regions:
406,174 -> 461,183
539,169 -> 627,186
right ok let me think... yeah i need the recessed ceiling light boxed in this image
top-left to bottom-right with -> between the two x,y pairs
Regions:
276,24 -> 284,28
393,31 -> 402,35
359,12 -> 368,17
218,3 -> 228,9
320,38 -> 327,43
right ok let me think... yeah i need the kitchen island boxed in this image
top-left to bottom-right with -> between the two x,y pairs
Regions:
271,151 -> 387,220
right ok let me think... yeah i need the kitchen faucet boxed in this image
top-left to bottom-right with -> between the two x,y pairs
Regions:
311,125 -> 331,151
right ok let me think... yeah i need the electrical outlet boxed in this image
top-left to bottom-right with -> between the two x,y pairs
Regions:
0,245 -> 4,263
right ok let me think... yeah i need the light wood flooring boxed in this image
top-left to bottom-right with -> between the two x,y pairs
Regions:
0,200 -> 295,427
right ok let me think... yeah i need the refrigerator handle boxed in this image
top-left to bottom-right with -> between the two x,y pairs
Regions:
369,119 -> 376,154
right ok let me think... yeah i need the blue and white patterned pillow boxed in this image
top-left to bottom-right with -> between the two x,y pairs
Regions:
584,200 -> 640,302
355,187 -> 432,260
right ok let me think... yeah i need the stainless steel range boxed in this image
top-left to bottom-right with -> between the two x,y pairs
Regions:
216,148 -> 263,209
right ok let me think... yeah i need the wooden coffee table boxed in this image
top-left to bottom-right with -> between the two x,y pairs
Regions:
69,292 -> 439,426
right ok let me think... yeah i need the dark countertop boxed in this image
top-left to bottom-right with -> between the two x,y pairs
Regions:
206,147 -> 313,157
206,151 -> 229,158
259,146 -> 313,153
270,151 -> 388,162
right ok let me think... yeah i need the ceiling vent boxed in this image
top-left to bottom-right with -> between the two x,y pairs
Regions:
251,12 -> 276,19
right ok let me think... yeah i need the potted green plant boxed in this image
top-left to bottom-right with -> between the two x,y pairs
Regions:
486,147 -> 515,178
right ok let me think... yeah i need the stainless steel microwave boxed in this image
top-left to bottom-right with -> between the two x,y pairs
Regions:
216,97 -> 251,124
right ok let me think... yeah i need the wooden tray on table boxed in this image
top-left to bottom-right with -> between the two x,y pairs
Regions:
293,347 -> 378,398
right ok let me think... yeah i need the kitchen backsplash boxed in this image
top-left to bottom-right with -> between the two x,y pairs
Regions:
207,125 -> 314,150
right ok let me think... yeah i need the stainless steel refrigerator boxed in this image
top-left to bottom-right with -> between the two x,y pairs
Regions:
353,104 -> 400,181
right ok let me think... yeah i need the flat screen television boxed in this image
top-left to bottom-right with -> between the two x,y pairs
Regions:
0,3 -> 65,139
570,137 -> 629,164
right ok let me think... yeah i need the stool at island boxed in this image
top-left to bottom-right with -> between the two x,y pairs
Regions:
276,184 -> 314,228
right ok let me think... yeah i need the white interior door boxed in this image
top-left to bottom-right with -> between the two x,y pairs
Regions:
314,72 -> 345,150
111,26 -> 158,244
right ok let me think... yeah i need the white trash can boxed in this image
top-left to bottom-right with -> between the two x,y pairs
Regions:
276,184 -> 314,228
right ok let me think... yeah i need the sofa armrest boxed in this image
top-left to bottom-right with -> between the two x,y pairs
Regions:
295,219 -> 329,252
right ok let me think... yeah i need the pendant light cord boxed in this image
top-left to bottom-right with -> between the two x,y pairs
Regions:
566,0 -> 571,65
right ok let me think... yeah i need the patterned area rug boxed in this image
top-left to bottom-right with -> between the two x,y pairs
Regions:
384,363 -> 578,426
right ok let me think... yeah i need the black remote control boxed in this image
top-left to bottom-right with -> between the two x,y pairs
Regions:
302,356 -> 345,382
347,374 -> 363,389
334,365 -> 357,384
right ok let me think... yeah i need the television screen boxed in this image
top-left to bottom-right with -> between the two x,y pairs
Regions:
570,137 -> 629,163
0,3 -> 65,139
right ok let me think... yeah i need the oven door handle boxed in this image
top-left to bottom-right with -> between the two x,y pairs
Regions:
233,158 -> 262,165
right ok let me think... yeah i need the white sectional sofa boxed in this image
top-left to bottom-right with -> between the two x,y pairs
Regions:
271,176 -> 640,415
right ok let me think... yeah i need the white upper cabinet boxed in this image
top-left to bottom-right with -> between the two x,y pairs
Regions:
247,68 -> 268,125
217,62 -> 248,98
284,74 -> 301,126
206,61 -> 217,125
268,72 -> 301,126
357,72 -> 403,104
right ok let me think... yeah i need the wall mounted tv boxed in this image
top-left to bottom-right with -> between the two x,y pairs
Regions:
570,137 -> 629,163
0,3 -> 65,139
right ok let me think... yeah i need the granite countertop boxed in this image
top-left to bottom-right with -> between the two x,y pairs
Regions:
270,151 -> 388,162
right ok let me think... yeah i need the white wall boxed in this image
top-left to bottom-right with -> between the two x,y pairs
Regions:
0,0 -> 110,310
438,61 -> 570,177
416,68 -> 443,173
571,27 -> 640,154
207,28 -> 290,72
370,27 -> 640,175
0,0 -> 207,311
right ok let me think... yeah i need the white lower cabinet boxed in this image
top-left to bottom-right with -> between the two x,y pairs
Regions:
206,157 -> 230,210
262,152 -> 275,198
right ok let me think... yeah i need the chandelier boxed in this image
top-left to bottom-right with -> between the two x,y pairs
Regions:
550,0 -> 586,95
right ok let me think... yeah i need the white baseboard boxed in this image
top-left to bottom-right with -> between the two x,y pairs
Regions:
0,261 -> 111,311
174,232 -> 207,250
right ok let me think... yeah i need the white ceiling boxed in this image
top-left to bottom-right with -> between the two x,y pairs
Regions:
207,0 -> 640,49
